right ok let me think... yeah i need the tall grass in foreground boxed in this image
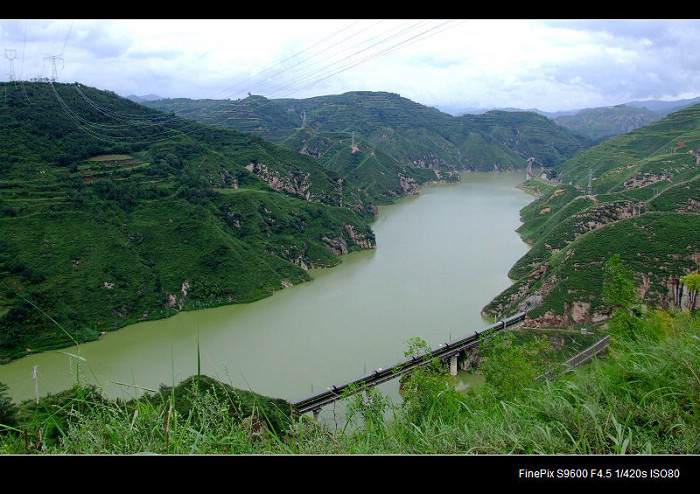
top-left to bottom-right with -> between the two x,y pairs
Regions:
294,309 -> 698,455
1,309 -> 698,454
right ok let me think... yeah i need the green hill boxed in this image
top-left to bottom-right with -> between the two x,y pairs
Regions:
483,104 -> 700,327
0,82 -> 377,361
4,82 -> 697,360
144,91 -> 592,186
554,104 -> 663,143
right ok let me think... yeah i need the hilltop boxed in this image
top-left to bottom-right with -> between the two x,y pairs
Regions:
142,92 -> 700,151
144,91 -> 592,181
483,103 -> 700,328
439,95 -> 700,144
554,105 -> 662,144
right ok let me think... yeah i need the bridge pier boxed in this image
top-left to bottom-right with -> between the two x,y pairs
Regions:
313,408 -> 320,421
449,354 -> 458,376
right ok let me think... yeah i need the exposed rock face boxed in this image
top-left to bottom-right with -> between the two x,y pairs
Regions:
398,174 -> 421,195
343,223 -> 375,250
506,262 -> 700,329
623,171 -> 674,190
664,273 -> 698,311
165,280 -> 191,311
691,148 -> 700,165
321,223 -> 375,257
523,303 -> 609,329
179,281 -> 190,310
245,161 -> 315,202
322,235 -> 348,256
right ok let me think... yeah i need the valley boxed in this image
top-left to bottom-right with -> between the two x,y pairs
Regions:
0,80 -> 698,458
1,82 -> 699,365
0,172 -> 535,406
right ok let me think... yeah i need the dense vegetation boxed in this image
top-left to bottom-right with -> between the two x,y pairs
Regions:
483,104 -> 700,327
145,91 -> 593,176
2,82 -> 699,459
0,82 -> 378,360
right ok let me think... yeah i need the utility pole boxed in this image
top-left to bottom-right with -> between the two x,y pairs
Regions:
33,366 -> 39,404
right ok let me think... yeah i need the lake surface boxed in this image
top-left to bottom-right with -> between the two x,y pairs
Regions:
0,172 -> 532,410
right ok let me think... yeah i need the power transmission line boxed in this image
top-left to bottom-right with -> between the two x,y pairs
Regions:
270,20 -> 461,100
261,20 -> 429,98
216,20 -> 373,100
214,20 -> 460,102
16,19 -> 464,145
204,20 -> 462,132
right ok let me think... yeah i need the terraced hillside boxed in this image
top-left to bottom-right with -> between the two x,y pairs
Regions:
483,104 -> 700,327
145,91 -> 593,198
0,83 -> 376,361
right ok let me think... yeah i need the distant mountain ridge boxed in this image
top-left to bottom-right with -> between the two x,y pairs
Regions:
433,95 -> 700,118
134,92 -> 700,176
126,94 -> 162,103
142,91 -> 593,184
435,96 -> 700,144
553,105 -> 661,143
132,93 -> 700,119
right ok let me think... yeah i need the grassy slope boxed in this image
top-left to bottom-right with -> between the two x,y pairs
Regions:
3,309 -> 697,455
145,91 -> 592,177
483,105 -> 700,326
0,83 -> 375,360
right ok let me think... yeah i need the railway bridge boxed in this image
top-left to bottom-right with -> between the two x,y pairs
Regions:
292,312 -> 527,419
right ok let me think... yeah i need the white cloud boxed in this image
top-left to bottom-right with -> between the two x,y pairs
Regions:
2,18 -> 700,112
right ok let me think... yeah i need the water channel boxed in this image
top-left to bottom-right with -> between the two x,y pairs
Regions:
0,172 -> 533,414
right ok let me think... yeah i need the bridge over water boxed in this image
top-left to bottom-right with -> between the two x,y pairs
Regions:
292,312 -> 527,418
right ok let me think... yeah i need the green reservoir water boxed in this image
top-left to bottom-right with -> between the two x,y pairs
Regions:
0,173 -> 532,407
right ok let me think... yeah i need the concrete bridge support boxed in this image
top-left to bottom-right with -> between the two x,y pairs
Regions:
443,348 -> 480,376
449,354 -> 458,376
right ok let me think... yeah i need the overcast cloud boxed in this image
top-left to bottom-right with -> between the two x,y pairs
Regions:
1,18 -> 699,113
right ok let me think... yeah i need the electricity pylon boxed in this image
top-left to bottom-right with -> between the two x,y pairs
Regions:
5,49 -> 16,81
44,55 -> 63,82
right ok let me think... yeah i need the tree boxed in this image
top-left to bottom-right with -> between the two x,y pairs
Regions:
480,333 -> 556,398
603,255 -> 645,341
603,254 -> 638,311
399,337 -> 460,425
680,272 -> 700,310
0,382 -> 18,430
345,383 -> 389,434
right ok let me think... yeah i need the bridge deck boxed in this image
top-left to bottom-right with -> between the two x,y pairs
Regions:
292,312 -> 527,414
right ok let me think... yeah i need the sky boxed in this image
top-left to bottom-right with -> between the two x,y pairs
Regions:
1,18 -> 700,114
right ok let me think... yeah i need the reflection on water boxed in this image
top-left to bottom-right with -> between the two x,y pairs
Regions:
0,173 -> 531,408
